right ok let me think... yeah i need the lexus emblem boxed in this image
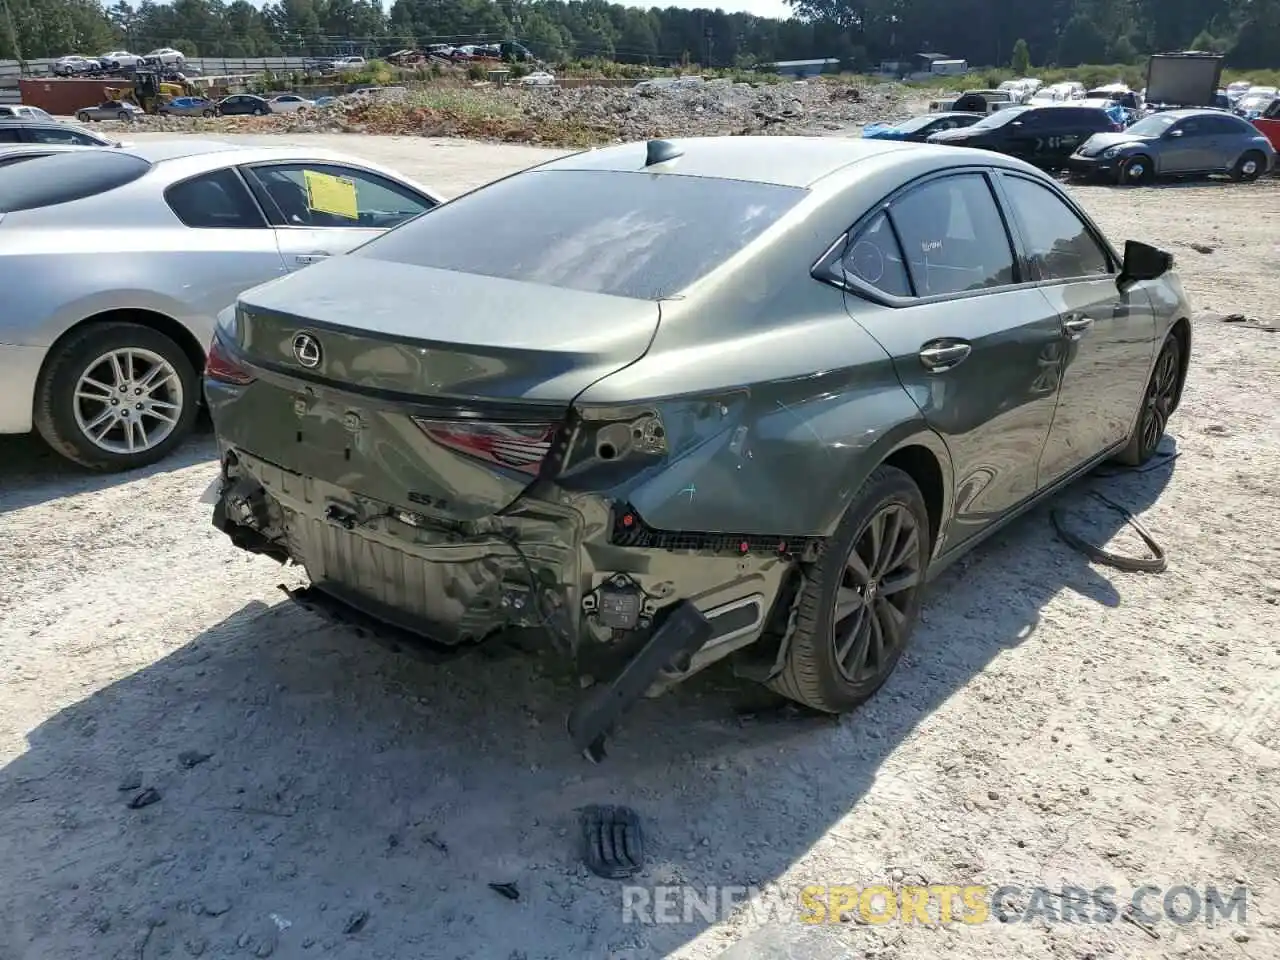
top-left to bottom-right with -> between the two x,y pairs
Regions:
292,331 -> 322,369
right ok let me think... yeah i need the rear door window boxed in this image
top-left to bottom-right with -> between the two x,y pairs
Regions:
165,167 -> 266,229
353,169 -> 806,300
887,173 -> 1016,296
0,127 -> 25,143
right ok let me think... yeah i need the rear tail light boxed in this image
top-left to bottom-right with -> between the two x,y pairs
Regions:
412,419 -> 560,476
205,335 -> 256,385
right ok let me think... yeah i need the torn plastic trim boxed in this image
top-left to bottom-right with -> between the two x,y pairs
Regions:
609,502 -> 823,558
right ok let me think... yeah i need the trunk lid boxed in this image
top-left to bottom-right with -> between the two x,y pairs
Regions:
216,256 -> 660,521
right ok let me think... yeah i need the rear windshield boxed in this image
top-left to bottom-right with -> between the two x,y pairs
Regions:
0,150 -> 150,212
353,169 -> 806,300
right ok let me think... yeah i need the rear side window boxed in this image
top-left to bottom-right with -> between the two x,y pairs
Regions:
888,173 -> 1016,296
25,126 -> 106,146
0,128 -> 22,143
1204,114 -> 1250,135
0,150 -> 150,212
165,167 -> 265,229
353,169 -> 806,300
843,212 -> 911,297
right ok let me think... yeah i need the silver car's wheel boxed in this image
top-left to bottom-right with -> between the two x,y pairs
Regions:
73,348 -> 184,455
34,321 -> 200,472
1231,151 -> 1265,182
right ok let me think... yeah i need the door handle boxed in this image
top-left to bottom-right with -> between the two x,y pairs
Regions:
918,341 -> 972,371
1062,314 -> 1094,338
295,252 -> 330,265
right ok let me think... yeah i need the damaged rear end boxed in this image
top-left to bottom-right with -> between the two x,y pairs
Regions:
206,159 -> 814,758
206,255 -> 667,647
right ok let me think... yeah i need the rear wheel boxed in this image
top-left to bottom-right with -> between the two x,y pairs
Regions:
1231,151 -> 1265,182
768,466 -> 930,713
1116,154 -> 1153,185
33,322 -> 199,473
76,111 -> 91,123
202,109 -> 214,117
253,106 -> 267,116
1115,333 -> 1181,467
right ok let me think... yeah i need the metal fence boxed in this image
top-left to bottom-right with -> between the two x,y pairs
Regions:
0,57 -> 316,79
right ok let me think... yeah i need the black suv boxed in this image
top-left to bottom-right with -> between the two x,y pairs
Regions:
926,105 -> 1120,168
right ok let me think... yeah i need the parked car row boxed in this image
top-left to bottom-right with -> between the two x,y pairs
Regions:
864,103 -> 1276,184
53,48 -> 186,76
68,94 -> 317,121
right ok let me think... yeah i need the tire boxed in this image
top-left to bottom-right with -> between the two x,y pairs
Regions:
33,322 -> 199,473
1114,333 -> 1182,467
77,112 -> 91,123
202,109 -> 214,117
254,107 -> 267,116
1230,150 -> 1265,182
768,465 -> 931,713
1116,154 -> 1153,185
117,111 -> 130,121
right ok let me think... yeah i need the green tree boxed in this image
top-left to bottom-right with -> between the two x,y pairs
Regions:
1010,37 -> 1030,73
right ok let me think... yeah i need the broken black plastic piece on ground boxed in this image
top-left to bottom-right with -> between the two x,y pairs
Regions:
580,805 -> 644,880
488,881 -> 520,901
566,600 -> 713,763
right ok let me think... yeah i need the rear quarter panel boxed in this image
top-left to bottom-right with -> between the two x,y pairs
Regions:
2,221 -> 286,351
574,253 -> 952,539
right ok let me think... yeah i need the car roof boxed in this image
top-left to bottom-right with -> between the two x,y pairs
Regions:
1156,108 -> 1234,119
539,135 -> 966,189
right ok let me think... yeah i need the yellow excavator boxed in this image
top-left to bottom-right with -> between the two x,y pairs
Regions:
105,69 -> 196,114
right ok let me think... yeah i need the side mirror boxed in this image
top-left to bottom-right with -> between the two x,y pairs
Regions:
1168,128 -> 1184,137
1118,240 -> 1173,292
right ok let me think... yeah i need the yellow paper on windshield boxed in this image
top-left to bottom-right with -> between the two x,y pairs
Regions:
302,169 -> 359,220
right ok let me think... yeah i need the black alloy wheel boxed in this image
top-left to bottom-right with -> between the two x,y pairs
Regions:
832,504 -> 923,683
1140,337 -> 1180,457
1116,334 -> 1181,466
769,465 -> 931,714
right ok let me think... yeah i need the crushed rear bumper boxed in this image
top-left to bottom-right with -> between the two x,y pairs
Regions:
210,446 -> 804,676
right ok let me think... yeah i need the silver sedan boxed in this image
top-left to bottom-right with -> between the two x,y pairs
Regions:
0,139 -> 445,471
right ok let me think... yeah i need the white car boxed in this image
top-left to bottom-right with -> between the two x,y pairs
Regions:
333,57 -> 367,73
145,47 -> 186,66
0,139 -> 446,471
518,71 -> 556,87
0,105 -> 56,121
268,94 -> 314,114
99,50 -> 144,70
53,55 -> 101,76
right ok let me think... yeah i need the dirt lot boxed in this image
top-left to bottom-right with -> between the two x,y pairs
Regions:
2,134 -> 1279,960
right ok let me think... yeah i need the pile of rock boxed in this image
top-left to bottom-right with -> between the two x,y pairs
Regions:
98,79 -> 906,145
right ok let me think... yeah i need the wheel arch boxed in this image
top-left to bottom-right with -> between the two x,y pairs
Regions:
1167,316 -> 1192,413
829,423 -> 955,557
35,308 -> 207,403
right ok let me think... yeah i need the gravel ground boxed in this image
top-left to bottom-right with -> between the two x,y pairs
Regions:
2,134 -> 1279,960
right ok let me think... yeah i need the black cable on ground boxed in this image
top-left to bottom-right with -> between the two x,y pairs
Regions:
1049,451 -> 1179,573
